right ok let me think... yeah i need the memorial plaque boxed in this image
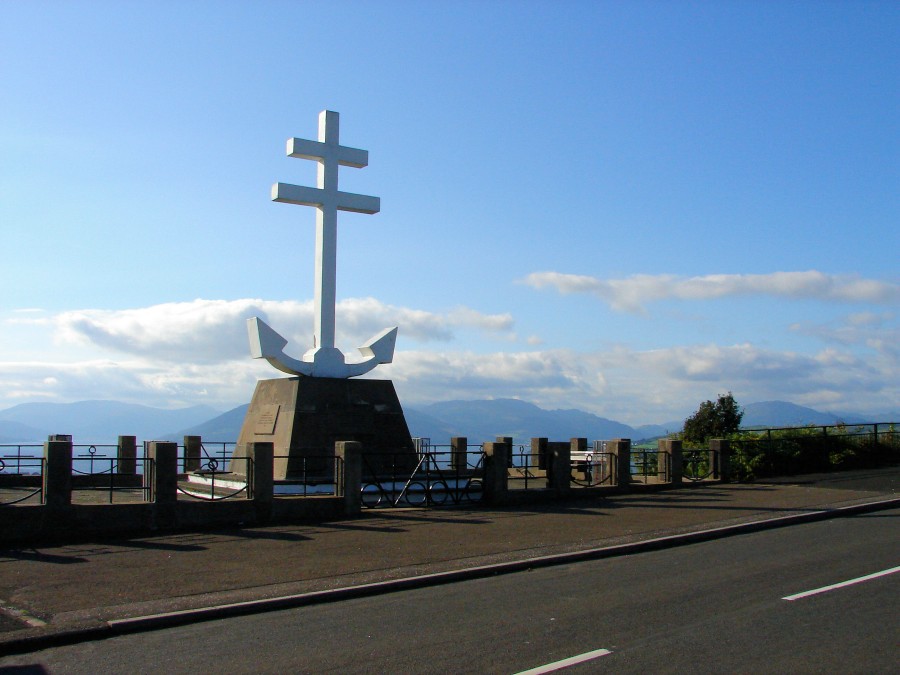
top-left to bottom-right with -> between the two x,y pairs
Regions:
254,404 -> 280,435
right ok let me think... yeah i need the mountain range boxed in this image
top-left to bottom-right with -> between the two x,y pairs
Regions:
0,400 -> 218,444
1,397 -> 893,445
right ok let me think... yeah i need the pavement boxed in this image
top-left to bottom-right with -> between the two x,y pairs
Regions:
1,466 -> 898,655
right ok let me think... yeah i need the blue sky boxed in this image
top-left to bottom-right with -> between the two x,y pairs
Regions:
1,0 -> 897,425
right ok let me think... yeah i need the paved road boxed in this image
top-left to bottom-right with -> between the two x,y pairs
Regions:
2,507 -> 897,673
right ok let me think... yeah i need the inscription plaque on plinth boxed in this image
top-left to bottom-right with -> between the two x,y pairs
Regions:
254,404 -> 280,435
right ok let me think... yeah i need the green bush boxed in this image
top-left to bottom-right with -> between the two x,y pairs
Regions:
726,423 -> 898,479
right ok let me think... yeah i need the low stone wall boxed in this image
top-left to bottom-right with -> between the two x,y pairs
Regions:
0,436 -> 709,544
1,498 -> 347,544
0,439 -> 346,545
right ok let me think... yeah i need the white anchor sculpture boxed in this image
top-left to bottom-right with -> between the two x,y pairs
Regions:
247,110 -> 397,378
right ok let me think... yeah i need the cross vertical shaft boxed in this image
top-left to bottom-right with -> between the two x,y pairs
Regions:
314,110 -> 339,351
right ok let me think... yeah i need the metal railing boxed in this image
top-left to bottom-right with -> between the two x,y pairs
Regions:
361,448 -> 485,508
507,445 -> 541,490
176,456 -> 253,501
71,455 -> 154,503
683,450 -> 714,481
272,454 -> 342,497
570,452 -> 616,487
73,444 -> 119,475
0,455 -> 45,505
177,441 -> 236,473
0,444 -> 43,475
198,441 -> 236,466
630,450 -> 663,483
727,422 -> 899,479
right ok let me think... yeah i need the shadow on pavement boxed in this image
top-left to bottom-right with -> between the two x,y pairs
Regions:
0,550 -> 88,565
211,528 -> 312,542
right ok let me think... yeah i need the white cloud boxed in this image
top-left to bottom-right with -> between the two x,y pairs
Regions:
790,311 -> 899,358
1,298 -> 896,425
0,357 -> 270,410
523,271 -> 900,313
52,298 -> 514,363
1,337 -> 895,424
382,340 -> 897,424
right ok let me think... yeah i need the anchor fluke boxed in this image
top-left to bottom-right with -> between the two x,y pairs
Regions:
357,326 -> 397,364
248,317 -> 397,378
247,317 -> 314,376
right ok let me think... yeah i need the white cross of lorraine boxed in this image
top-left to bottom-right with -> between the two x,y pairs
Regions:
247,110 -> 398,378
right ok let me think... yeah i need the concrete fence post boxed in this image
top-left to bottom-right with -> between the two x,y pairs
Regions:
656,439 -> 669,481
548,441 -> 572,493
609,438 -> 632,487
146,441 -> 178,529
567,437 -> 586,486
658,439 -> 683,484
451,436 -> 468,473
335,441 -> 362,516
531,437 -> 548,471
43,435 -> 73,510
483,441 -> 509,505
709,439 -> 731,482
496,436 -> 514,468
184,435 -> 202,473
146,441 -> 178,504
117,435 -> 137,475
248,442 -> 273,522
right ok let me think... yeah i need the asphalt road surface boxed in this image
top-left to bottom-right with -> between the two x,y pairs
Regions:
2,508 -> 897,674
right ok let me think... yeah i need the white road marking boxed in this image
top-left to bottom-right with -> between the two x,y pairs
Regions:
513,647 -> 613,674
783,565 -> 900,601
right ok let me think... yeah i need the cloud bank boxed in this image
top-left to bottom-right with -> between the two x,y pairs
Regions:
52,298 -> 514,363
523,271 -> 900,313
2,340 -> 895,427
1,294 -> 896,425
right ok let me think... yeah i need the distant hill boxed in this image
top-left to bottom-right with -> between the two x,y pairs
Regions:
167,398 -> 640,445
170,404 -> 249,440
414,399 -> 636,444
3,398 -> 893,448
633,402 -> 874,437
633,421 -> 683,439
741,401 -> 867,428
0,400 -> 221,443
169,403 -> 466,443
0,419 -> 44,444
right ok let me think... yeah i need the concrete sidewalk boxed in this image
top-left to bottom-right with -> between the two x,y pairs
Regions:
1,467 -> 898,653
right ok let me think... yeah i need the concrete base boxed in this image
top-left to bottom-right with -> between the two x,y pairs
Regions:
230,377 -> 416,480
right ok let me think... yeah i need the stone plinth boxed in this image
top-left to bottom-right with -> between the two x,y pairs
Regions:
230,377 -> 416,480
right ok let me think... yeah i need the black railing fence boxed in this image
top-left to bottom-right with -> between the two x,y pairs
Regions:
73,444 -> 120,475
631,450 -> 663,483
725,423 -> 898,479
177,456 -> 253,501
0,444 -> 43,476
72,455 -> 154,503
272,454 -> 343,496
683,449 -> 715,482
361,448 -> 484,508
0,456 -> 44,505
4,421 -> 896,512
570,452 -> 616,487
507,445 -> 541,490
